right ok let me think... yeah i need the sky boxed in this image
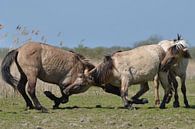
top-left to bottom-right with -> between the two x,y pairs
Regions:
0,0 -> 195,48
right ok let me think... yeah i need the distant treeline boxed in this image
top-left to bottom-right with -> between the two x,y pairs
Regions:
1,25 -> 194,60
0,35 -> 194,60
0,45 -> 195,61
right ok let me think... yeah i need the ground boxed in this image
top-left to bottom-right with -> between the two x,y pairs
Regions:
0,80 -> 195,129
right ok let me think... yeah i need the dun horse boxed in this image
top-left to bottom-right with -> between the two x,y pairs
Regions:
66,43 -> 191,109
154,35 -> 191,107
1,42 -> 97,112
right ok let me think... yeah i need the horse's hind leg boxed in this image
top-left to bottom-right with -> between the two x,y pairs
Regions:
27,75 -> 48,112
180,75 -> 190,108
169,74 -> 180,108
17,74 -> 34,109
153,75 -> 160,106
101,84 -> 121,96
131,82 -> 149,104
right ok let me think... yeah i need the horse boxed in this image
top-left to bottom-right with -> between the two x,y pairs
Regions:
43,39 -> 191,109
1,42 -> 97,112
154,35 -> 191,108
64,44 -> 180,109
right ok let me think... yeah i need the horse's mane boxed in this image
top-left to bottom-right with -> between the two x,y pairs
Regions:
168,44 -> 191,58
111,48 -> 132,56
71,50 -> 95,70
91,55 -> 114,84
70,51 -> 95,83
68,50 -> 86,60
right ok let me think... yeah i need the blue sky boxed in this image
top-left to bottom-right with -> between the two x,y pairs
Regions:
0,0 -> 195,48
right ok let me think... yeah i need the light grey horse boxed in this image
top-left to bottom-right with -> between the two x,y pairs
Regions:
154,35 -> 191,108
66,44 -> 189,109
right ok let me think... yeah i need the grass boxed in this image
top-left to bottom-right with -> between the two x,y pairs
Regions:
0,80 -> 195,129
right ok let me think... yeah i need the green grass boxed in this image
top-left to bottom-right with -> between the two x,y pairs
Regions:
0,80 -> 195,129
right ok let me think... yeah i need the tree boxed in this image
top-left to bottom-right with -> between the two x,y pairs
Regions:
134,35 -> 162,48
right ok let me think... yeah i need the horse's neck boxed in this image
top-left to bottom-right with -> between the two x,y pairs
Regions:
172,58 -> 188,76
159,40 -> 175,52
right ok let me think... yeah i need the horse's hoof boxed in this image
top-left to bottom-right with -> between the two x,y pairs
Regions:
131,98 -> 148,104
96,104 -> 102,108
173,101 -> 180,108
26,105 -> 35,110
53,105 -> 60,109
155,100 -> 160,107
185,105 -> 190,108
25,106 -> 34,111
141,98 -> 149,104
124,102 -> 134,110
159,104 -> 166,109
159,106 -> 165,109
184,101 -> 190,108
61,98 -> 69,104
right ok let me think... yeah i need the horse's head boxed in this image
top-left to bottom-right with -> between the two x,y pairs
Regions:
173,34 -> 189,48
68,55 -> 114,90
64,69 -> 96,95
161,39 -> 191,72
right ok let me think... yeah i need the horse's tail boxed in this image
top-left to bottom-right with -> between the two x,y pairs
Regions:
1,49 -> 19,89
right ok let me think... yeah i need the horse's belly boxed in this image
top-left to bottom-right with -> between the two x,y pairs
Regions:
38,69 -> 67,84
128,66 -> 157,84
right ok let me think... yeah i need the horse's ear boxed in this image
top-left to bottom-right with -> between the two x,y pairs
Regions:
104,55 -> 112,62
177,34 -> 182,40
85,67 -> 96,76
84,68 -> 89,76
84,68 -> 96,83
177,34 -> 180,40
182,48 -> 191,58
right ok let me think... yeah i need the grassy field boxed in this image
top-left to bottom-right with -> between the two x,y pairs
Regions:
0,80 -> 195,129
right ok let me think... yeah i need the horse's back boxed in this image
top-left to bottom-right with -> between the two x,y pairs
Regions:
16,42 -> 77,84
112,45 -> 165,83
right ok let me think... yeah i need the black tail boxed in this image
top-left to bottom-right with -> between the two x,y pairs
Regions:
1,49 -> 18,89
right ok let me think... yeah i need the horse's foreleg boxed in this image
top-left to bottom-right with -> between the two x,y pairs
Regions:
120,77 -> 131,109
153,75 -> 160,106
158,72 -> 172,109
131,82 -> 149,104
44,91 -> 69,109
169,73 -> 180,108
180,75 -> 190,108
